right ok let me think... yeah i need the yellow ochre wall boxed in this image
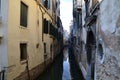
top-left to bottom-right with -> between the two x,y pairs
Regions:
7,0 -> 55,79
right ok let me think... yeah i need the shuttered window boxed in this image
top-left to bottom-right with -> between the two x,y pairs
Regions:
44,43 -> 46,53
20,2 -> 28,27
49,23 -> 59,39
41,0 -> 50,9
43,19 -> 48,34
49,23 -> 52,35
44,0 -> 48,8
50,24 -> 54,36
20,43 -> 27,61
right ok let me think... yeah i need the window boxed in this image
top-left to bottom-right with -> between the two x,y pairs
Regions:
43,19 -> 48,34
47,0 -> 50,9
41,0 -> 50,9
20,43 -> 27,61
49,24 -> 58,38
44,43 -> 46,53
41,0 -> 44,5
20,2 -> 28,27
98,44 -> 104,60
44,0 -> 48,8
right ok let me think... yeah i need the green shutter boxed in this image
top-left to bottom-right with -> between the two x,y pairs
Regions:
43,19 -> 48,34
20,2 -> 28,27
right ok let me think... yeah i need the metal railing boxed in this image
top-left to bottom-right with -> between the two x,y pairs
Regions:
0,70 -> 5,80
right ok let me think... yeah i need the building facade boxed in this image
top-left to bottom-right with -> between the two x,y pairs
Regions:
72,0 -> 120,80
0,0 -> 63,80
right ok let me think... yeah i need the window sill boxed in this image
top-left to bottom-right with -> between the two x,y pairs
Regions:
19,26 -> 28,29
20,60 -> 27,64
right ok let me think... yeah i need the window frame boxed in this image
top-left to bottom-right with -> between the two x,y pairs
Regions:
44,43 -> 46,53
47,0 -> 50,9
41,0 -> 50,9
43,19 -> 49,34
20,43 -> 27,61
20,1 -> 28,27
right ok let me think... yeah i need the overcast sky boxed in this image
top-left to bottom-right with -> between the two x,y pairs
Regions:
60,0 -> 73,32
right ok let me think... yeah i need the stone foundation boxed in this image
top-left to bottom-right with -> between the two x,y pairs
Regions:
14,58 -> 52,80
96,48 -> 120,80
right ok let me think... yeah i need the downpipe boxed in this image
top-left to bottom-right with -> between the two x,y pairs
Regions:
26,59 -> 30,80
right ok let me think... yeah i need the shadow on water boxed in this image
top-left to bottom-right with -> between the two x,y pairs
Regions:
36,47 -> 84,80
36,52 -> 64,80
68,47 -> 85,80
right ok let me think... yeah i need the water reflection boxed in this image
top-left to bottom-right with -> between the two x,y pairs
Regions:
62,48 -> 71,80
69,47 -> 84,80
36,47 -> 84,80
37,52 -> 63,80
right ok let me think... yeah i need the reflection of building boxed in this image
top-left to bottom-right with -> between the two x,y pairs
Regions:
72,0 -> 120,80
0,0 -> 63,80
63,30 -> 69,46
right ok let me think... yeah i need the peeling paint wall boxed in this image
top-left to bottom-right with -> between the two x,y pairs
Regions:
96,0 -> 120,80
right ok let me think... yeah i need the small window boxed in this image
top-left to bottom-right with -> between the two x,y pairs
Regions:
20,43 -> 27,61
20,2 -> 28,27
98,44 -> 104,60
41,0 -> 50,9
44,0 -> 48,8
48,0 -> 50,9
43,19 -> 48,34
44,43 -> 46,53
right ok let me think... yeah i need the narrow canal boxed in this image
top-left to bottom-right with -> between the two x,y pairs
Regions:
36,47 -> 84,80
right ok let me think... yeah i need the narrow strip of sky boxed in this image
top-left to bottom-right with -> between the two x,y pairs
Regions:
60,0 -> 73,32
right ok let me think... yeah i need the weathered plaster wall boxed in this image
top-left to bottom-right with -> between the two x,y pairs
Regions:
7,0 -> 53,79
0,0 -> 8,77
96,0 -> 120,80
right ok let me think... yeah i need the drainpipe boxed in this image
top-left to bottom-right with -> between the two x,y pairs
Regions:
26,60 -> 30,80
39,7 -> 45,42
